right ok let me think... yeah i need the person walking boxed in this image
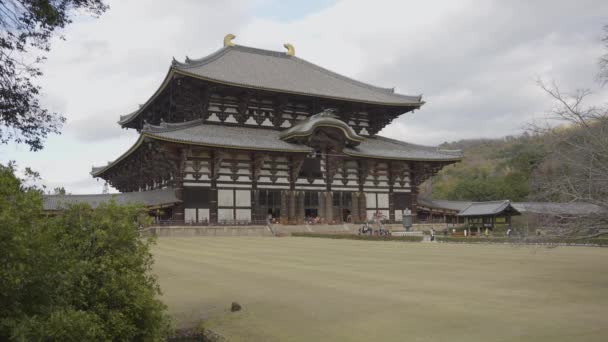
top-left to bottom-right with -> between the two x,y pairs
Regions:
430,228 -> 436,242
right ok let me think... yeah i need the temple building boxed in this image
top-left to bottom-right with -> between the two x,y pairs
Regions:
90,35 -> 462,225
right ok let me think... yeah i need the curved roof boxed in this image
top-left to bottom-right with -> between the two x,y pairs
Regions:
93,120 -> 461,177
458,200 -> 521,217
119,44 -> 423,126
279,110 -> 364,145
174,45 -> 422,105
43,188 -> 179,210
418,197 -> 471,212
344,136 -> 463,161
512,202 -> 604,215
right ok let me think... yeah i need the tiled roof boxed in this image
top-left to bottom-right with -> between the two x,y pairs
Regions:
143,120 -> 460,161
345,136 -> 463,161
92,120 -> 461,177
419,198 -> 604,216
144,120 -> 313,152
417,197 -> 471,211
458,200 -> 521,217
43,188 -> 179,210
174,45 -> 422,106
512,202 -> 604,215
119,45 -> 423,126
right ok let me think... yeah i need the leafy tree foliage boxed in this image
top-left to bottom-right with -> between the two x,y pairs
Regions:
0,0 -> 108,150
0,163 -> 171,340
429,135 -> 546,201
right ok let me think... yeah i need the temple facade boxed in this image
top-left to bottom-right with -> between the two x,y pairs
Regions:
91,35 -> 462,225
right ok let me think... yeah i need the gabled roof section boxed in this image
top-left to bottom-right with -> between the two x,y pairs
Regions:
93,120 -> 461,178
279,110 -> 364,146
512,202 -> 604,215
174,45 -> 423,105
142,119 -> 313,153
43,188 -> 179,210
417,197 -> 471,212
344,136 -> 463,161
458,200 -> 521,217
119,44 -> 424,127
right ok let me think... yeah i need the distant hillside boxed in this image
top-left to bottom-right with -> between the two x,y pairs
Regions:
424,133 -> 547,201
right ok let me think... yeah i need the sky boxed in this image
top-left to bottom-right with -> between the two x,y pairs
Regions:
2,0 -> 608,194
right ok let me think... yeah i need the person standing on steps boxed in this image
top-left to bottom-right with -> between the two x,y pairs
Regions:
430,228 -> 436,242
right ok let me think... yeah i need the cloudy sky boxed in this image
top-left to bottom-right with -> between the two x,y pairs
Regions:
2,0 -> 608,193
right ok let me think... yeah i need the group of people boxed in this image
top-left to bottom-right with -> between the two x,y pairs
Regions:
358,222 -> 391,236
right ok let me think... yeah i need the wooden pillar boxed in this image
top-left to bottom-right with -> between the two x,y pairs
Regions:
209,151 -> 219,224
388,162 -> 395,223
324,191 -> 333,224
288,190 -> 296,224
318,192 -> 326,221
351,192 -> 359,224
358,191 -> 367,222
252,189 -> 260,223
297,191 -> 305,224
172,149 -> 187,222
280,190 -> 288,224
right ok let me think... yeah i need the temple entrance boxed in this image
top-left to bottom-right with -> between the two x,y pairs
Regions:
333,191 -> 353,223
304,192 -> 319,223
258,190 -> 281,223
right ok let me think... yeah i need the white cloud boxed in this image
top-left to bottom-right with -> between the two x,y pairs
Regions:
2,0 -> 607,193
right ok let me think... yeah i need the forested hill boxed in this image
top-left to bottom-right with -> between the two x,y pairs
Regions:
425,134 -> 547,201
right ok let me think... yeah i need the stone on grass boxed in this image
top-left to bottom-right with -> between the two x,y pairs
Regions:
231,302 -> 242,312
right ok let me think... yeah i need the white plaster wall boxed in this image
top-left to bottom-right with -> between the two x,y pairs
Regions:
235,190 -> 251,207
366,193 -> 376,208
198,208 -> 210,222
394,210 -> 403,222
185,208 -> 197,223
218,189 -> 234,207
235,209 -> 251,221
218,209 -> 234,221
377,193 -> 389,208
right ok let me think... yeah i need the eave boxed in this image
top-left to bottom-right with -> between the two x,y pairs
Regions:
118,67 -> 425,128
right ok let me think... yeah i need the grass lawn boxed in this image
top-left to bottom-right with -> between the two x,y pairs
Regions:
153,237 -> 608,341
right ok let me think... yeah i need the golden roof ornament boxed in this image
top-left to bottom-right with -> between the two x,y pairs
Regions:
283,43 -> 295,56
223,33 -> 236,47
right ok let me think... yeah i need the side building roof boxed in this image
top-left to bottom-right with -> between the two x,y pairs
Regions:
458,200 -> 521,217
417,197 -> 472,212
43,188 -> 179,211
119,44 -> 423,126
512,202 -> 604,215
419,198 -> 604,217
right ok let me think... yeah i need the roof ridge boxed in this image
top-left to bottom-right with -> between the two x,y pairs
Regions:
174,44 -> 421,101
45,188 -> 175,197
468,200 -> 510,204
173,46 -> 231,68
142,118 -> 206,133
289,54 -> 406,96
374,135 -> 432,149
45,193 -> 116,198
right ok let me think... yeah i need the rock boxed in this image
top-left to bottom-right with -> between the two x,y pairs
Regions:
231,301 -> 242,312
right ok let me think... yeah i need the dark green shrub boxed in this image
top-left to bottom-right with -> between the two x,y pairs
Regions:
0,164 -> 171,341
292,232 -> 424,242
435,236 -> 608,246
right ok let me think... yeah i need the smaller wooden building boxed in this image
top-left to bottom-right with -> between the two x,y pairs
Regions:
457,200 -> 520,231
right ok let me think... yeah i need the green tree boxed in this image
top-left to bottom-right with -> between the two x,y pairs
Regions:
430,136 -> 545,201
0,0 -> 108,150
0,164 -> 171,341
